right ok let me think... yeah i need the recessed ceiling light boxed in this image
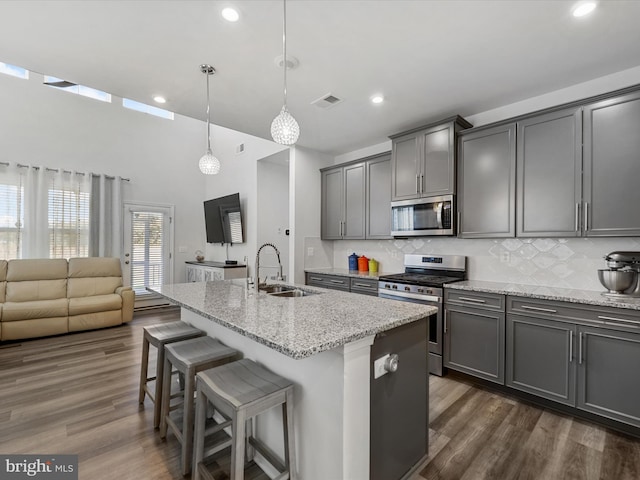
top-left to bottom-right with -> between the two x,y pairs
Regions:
572,1 -> 597,17
222,7 -> 240,22
153,96 -> 166,104
371,95 -> 384,104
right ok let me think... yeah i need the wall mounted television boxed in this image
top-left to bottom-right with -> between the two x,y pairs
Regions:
204,193 -> 244,244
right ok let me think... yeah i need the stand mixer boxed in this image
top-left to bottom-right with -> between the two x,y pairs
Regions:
598,251 -> 640,297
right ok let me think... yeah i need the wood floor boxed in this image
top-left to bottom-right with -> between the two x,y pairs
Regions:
1,310 -> 639,480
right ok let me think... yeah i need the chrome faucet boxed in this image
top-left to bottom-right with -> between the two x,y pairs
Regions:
255,243 -> 283,288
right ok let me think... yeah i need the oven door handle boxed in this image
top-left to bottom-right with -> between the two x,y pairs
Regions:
378,289 -> 441,303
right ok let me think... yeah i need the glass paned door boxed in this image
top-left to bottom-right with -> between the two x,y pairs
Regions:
123,203 -> 173,302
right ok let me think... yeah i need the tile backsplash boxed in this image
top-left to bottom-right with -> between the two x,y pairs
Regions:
307,236 -> 640,292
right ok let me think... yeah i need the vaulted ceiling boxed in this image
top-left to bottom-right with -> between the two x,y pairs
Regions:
1,1 -> 639,155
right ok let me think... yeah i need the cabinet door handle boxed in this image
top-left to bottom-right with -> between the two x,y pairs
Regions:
310,276 -> 324,282
458,296 -> 486,304
353,283 -> 373,288
575,203 -> 580,232
444,309 -> 448,334
584,202 -> 589,231
579,332 -> 583,365
597,315 -> 638,326
416,174 -> 420,194
457,211 -> 461,232
569,330 -> 573,362
521,305 -> 557,314
421,174 -> 425,194
329,279 -> 345,284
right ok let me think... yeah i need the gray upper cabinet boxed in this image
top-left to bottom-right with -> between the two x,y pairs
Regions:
390,116 -> 472,201
583,90 -> 640,236
366,154 -> 392,239
321,168 -> 344,240
343,163 -> 366,239
321,153 -> 391,240
517,108 -> 582,237
458,124 -> 516,238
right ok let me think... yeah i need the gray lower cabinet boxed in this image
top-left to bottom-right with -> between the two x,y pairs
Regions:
444,290 -> 505,384
321,153 -> 391,240
577,325 -> 640,426
457,124 -> 516,238
506,296 -> 640,428
517,108 -> 582,237
305,272 -> 378,296
305,272 -> 350,291
583,89 -> 640,236
506,314 -> 575,405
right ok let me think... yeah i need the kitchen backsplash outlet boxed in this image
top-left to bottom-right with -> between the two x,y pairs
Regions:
328,237 -> 640,291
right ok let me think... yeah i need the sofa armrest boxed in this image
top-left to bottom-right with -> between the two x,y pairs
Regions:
116,286 -> 135,323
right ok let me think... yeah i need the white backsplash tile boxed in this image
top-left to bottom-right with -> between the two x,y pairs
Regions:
327,237 -> 640,292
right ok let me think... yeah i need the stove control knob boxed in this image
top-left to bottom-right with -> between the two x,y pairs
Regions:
392,285 -> 397,290
404,286 -> 410,292
384,284 -> 390,289
417,288 -> 424,293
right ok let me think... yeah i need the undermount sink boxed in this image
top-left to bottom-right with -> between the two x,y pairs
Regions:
258,284 -> 314,297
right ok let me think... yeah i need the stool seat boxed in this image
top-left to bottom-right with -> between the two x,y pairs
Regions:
193,359 -> 297,480
160,336 -> 238,476
138,321 -> 204,428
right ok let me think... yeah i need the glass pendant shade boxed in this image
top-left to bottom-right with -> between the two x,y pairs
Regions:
271,105 -> 300,145
199,149 -> 221,175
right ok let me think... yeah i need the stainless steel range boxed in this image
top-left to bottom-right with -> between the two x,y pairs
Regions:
378,254 -> 467,376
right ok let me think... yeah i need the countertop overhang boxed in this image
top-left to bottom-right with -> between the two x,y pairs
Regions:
149,280 -> 436,359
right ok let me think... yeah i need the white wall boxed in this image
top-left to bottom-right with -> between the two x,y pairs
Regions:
203,124 -> 287,277
290,146 -> 334,283
257,152 -> 290,281
325,67 -> 640,291
0,71 -> 206,283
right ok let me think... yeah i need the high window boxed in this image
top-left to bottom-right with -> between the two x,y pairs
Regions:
122,98 -> 174,120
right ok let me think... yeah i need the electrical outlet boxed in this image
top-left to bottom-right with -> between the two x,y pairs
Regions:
500,252 -> 510,263
178,246 -> 187,253
307,247 -> 314,257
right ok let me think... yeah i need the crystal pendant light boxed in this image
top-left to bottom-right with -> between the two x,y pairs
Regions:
199,64 -> 221,175
271,0 -> 300,145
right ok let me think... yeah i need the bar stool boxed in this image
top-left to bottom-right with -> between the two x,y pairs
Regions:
192,359 -> 296,480
139,321 -> 205,428
160,336 -> 238,476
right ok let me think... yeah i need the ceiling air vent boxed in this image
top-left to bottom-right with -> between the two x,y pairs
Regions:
311,93 -> 344,109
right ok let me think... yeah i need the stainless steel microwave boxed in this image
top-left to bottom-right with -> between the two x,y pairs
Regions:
391,194 -> 454,236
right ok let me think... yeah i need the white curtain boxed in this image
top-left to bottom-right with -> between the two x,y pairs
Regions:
21,165 -> 49,258
90,174 -> 123,257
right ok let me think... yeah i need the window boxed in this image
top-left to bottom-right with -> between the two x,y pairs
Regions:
48,187 -> 90,258
0,62 -> 28,79
44,76 -> 111,103
0,182 -> 24,259
122,98 -> 174,120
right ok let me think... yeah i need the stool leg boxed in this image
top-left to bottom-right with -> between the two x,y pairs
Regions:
159,356 -> 173,439
231,409 -> 247,480
192,388 -> 207,480
283,389 -> 297,480
153,343 -> 165,429
138,336 -> 150,404
181,366 -> 196,476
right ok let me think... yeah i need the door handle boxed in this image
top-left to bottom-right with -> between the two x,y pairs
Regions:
575,203 -> 580,232
421,174 -> 425,194
579,332 -> 583,365
584,202 -> 589,231
416,175 -> 420,194
569,330 -> 573,362
444,309 -> 448,334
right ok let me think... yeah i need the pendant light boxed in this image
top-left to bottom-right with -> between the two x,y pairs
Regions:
199,64 -> 221,175
270,0 -> 300,145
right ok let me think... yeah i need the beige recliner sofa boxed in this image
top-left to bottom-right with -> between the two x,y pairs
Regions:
0,257 -> 134,341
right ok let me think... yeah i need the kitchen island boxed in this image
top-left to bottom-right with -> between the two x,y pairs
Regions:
150,280 -> 436,480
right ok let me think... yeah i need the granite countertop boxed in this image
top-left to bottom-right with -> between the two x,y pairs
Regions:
447,280 -> 640,311
149,280 -> 436,359
304,267 -> 390,280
